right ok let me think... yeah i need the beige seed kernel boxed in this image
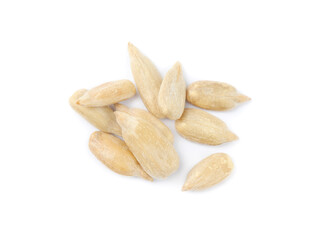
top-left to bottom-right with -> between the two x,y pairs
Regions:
175,108 -> 238,145
115,111 -> 179,179
128,43 -> 164,118
158,61 -> 186,120
69,89 -> 122,136
182,153 -> 234,191
77,79 -> 136,107
89,131 -> 153,181
114,103 -> 174,143
187,81 -> 250,111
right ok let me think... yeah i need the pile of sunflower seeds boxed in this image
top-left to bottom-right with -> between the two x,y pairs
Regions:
70,43 -> 250,191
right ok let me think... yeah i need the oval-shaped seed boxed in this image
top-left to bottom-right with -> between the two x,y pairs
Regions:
115,111 -> 179,179
69,89 -> 122,136
89,131 -> 153,181
175,108 -> 238,145
128,43 -> 164,118
187,81 -> 250,111
158,61 -> 186,120
77,79 -> 136,107
182,153 -> 234,191
115,103 -> 174,143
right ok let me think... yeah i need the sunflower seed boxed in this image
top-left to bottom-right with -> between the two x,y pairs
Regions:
187,81 -> 250,110
158,62 -> 186,120
69,89 -> 122,136
182,153 -> 233,191
128,43 -> 164,118
175,108 -> 238,145
77,79 -> 136,107
89,131 -> 153,181
115,111 -> 179,179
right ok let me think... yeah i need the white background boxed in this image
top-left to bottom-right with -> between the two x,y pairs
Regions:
0,0 -> 323,239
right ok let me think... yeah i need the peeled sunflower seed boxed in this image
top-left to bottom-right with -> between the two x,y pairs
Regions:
158,61 -> 186,120
89,131 -> 153,181
128,43 -> 164,118
69,89 -> 122,136
175,108 -> 238,145
115,103 -> 174,143
77,79 -> 136,107
187,81 -> 250,111
115,111 -> 179,179
182,153 -> 234,191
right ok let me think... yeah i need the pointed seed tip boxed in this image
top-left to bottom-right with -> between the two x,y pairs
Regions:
227,131 -> 239,141
128,42 -> 136,50
243,95 -> 251,101
147,177 -> 154,182
237,94 -> 251,103
139,173 -> 153,182
182,184 -> 190,191
128,43 -> 139,56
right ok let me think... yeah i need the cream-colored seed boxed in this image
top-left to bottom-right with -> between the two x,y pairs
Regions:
182,153 -> 234,191
128,43 -> 164,118
114,103 -> 174,143
69,89 -> 122,136
77,79 -> 136,107
89,131 -> 153,181
187,81 -> 250,111
175,108 -> 238,145
158,62 -> 186,120
115,111 -> 179,179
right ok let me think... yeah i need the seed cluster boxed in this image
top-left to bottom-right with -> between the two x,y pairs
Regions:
70,43 -> 250,191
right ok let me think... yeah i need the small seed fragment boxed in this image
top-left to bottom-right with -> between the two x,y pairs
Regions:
158,62 -> 186,120
115,103 -> 174,143
77,79 -> 136,107
69,89 -> 122,136
128,43 -> 164,118
182,153 -> 233,191
115,111 -> 179,179
89,131 -> 153,181
187,81 -> 250,111
175,108 -> 237,145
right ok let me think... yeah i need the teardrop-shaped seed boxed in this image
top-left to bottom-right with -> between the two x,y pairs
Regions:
175,108 -> 238,145
69,89 -> 121,136
158,61 -> 186,120
89,131 -> 153,181
128,43 -> 164,118
115,111 -> 179,179
77,79 -> 136,107
187,81 -> 250,111
182,153 -> 234,191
